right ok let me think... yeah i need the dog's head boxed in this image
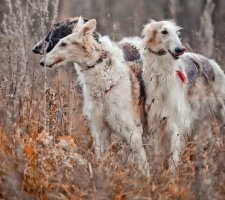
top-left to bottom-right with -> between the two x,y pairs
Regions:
32,17 -> 100,55
142,20 -> 186,59
40,17 -> 101,69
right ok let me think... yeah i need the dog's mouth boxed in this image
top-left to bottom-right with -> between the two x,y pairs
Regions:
168,50 -> 182,60
47,58 -> 64,68
47,63 -> 55,68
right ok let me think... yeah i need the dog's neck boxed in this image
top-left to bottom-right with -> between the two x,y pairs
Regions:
79,47 -> 106,71
145,47 -> 166,56
82,52 -> 105,71
142,48 -> 177,75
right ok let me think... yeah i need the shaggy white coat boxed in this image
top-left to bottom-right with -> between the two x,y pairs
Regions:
141,20 -> 194,164
43,17 -> 149,174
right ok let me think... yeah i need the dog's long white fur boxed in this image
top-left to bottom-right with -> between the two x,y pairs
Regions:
139,20 -> 225,166
44,17 -> 149,174
141,21 -> 192,163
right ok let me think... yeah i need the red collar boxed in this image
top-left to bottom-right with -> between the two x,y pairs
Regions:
176,70 -> 186,84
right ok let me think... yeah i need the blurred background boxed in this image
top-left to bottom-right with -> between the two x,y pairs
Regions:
1,0 -> 224,64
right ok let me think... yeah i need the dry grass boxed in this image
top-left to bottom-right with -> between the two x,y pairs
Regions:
1,121 -> 225,199
0,1 -> 225,199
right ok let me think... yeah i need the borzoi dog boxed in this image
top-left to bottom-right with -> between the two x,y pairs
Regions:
40,17 -> 149,174
141,19 -> 225,166
32,17 -> 146,128
141,20 -> 192,165
120,33 -> 225,133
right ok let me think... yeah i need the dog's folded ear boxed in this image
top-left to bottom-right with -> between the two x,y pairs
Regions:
81,19 -> 97,36
141,19 -> 156,41
73,17 -> 97,36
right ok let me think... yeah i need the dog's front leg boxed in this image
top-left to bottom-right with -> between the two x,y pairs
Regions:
117,119 -> 149,175
169,124 -> 182,168
89,117 -> 110,158
127,124 -> 149,176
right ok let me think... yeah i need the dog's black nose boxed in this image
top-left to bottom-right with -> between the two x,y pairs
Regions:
175,47 -> 186,54
40,60 -> 45,66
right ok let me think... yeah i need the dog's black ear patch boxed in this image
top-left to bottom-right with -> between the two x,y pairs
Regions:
51,20 -> 75,38
45,20 -> 77,52
122,43 -> 141,62
45,18 -> 101,52
46,38 -> 60,53
34,18 -> 101,54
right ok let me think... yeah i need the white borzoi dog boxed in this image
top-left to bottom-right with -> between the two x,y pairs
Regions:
140,19 -> 225,167
120,28 -> 225,133
141,20 -> 192,165
40,17 -> 149,174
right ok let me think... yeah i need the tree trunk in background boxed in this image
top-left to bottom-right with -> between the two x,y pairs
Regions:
169,0 -> 177,20
197,0 -> 215,58
213,0 -> 225,65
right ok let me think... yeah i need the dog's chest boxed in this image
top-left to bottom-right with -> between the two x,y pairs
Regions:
81,63 -> 127,117
84,65 -> 122,98
145,72 -> 186,120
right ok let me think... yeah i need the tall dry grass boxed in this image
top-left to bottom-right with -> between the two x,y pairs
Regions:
0,0 -> 225,199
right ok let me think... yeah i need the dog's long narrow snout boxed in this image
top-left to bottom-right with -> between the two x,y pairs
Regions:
32,46 -> 41,54
32,40 -> 44,55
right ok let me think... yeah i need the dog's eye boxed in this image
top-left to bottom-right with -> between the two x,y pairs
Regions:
60,42 -> 67,47
161,30 -> 168,35
72,41 -> 79,45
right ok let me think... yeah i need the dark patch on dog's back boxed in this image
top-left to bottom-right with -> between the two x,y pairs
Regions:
201,59 -> 215,82
122,43 -> 145,106
187,59 -> 200,86
122,43 -> 141,62
187,55 -> 215,84
182,56 -> 200,87
121,42 -> 145,105
183,54 -> 216,89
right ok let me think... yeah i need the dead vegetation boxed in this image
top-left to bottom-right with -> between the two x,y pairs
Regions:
0,0 -> 225,199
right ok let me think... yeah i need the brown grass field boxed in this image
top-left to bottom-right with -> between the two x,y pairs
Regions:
0,0 -> 225,199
